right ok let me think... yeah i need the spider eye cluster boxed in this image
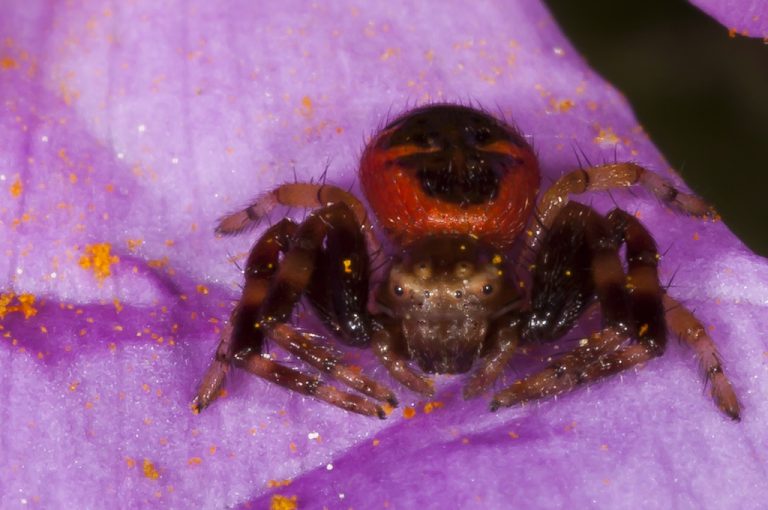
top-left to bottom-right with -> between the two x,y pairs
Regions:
386,263 -> 502,304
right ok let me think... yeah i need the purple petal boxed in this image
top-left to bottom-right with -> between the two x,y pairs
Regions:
690,0 -> 768,38
1,1 -> 767,509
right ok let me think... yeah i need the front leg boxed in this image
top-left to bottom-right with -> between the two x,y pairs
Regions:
492,203 -> 649,410
463,319 -> 521,399
372,321 -> 435,397
268,323 -> 397,406
195,202 -> 399,414
193,219 -> 296,412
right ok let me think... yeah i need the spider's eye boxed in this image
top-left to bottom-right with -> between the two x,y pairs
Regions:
394,285 -> 404,296
482,284 -> 493,295
474,127 -> 491,144
454,290 -> 463,298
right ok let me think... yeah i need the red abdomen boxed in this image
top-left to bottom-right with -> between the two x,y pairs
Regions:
360,104 -> 540,248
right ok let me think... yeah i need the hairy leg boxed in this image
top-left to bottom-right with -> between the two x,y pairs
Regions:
193,219 -> 296,412
523,202 -> 628,343
493,205 -> 672,411
215,182 -> 382,256
663,294 -> 740,420
490,327 -> 627,409
526,162 -> 717,255
235,353 -> 387,418
196,203 -> 392,413
372,323 -> 434,397
463,319 -> 521,399
268,323 -> 397,405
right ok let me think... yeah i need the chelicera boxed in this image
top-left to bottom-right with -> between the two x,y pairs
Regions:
193,104 -> 740,420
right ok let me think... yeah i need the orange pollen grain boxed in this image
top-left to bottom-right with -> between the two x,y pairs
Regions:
270,494 -> 298,510
142,459 -> 160,480
196,284 -> 209,295
0,56 -> 19,70
187,457 -> 203,466
0,292 -> 38,319
148,257 -> 169,269
9,177 -> 22,197
300,95 -> 313,114
403,406 -> 416,419
126,239 -> 144,252
78,243 -> 119,280
594,127 -> 620,145
555,99 -> 574,112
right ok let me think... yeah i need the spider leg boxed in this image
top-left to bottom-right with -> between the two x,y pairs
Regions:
234,352 -> 387,418
372,322 -> 435,396
493,203 -> 672,409
215,182 -> 382,258
490,327 -> 627,409
662,295 -> 740,420
526,162 -> 718,256
462,319 -> 521,399
303,200 -> 375,348
198,202 -> 398,414
193,219 -> 297,412
268,323 -> 398,406
524,202 -> 629,343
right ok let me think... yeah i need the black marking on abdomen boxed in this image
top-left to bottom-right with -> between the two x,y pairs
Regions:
380,104 -> 529,205
400,152 -> 523,205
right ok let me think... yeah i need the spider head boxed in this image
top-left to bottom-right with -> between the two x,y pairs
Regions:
376,235 -> 521,374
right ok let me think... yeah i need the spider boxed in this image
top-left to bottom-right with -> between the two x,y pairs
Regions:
193,104 -> 740,421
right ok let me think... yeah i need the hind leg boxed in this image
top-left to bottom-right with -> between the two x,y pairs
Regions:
663,294 -> 740,420
526,162 -> 717,257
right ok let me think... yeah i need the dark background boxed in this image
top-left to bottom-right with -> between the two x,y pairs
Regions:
545,0 -> 768,256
